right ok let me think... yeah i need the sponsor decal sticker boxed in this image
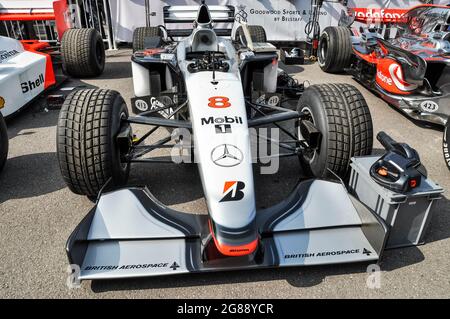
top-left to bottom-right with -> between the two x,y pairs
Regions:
220,181 -> 245,202
84,263 -> 173,271
170,262 -> 180,270
377,70 -> 393,86
201,116 -> 243,126
21,74 -> 44,94
135,99 -> 149,111
0,49 -> 19,62
351,8 -> 407,23
284,248 -> 373,259
255,94 -> 280,106
420,100 -> 439,113
215,124 -> 231,134
211,144 -> 243,167
0,96 -> 4,109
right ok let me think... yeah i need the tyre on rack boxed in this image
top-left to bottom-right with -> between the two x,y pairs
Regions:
443,120 -> 450,170
297,83 -> 373,179
318,26 -> 353,73
60,28 -> 106,78
132,27 -> 164,52
57,89 -> 132,198
235,25 -> 267,45
0,112 -> 8,173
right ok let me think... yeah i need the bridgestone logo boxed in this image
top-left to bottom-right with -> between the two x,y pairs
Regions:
201,116 -> 243,125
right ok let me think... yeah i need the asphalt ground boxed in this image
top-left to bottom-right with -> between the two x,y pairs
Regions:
0,49 -> 449,298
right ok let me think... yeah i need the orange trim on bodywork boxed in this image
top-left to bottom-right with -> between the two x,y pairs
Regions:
208,220 -> 258,257
20,41 -> 56,89
0,13 -> 55,21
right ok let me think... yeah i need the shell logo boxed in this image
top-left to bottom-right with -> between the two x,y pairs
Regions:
0,96 -> 5,109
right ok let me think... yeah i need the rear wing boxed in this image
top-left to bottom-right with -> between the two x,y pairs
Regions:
163,5 -> 235,37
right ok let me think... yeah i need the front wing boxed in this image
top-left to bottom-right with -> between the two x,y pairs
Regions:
67,179 -> 388,281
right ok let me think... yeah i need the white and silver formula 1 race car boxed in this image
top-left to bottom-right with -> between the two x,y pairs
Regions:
58,3 -> 390,281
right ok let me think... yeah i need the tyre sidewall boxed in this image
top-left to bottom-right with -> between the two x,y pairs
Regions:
444,121 -> 450,170
297,89 -> 330,177
109,94 -> 130,184
318,29 -> 331,69
89,30 -> 105,75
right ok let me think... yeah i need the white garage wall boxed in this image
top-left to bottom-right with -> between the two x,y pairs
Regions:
108,0 -> 448,42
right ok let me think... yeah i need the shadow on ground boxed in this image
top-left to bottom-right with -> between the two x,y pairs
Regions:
0,152 -> 65,203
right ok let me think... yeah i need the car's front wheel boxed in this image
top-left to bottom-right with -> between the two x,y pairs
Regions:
297,83 -> 373,179
57,89 -> 131,197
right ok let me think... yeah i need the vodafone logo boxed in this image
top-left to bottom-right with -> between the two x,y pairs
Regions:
352,8 -> 407,23
377,70 -> 392,86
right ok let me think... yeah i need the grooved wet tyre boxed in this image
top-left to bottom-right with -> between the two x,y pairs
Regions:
61,28 -> 105,78
235,25 -> 267,44
0,112 -> 8,173
297,83 -> 373,179
132,27 -> 163,52
444,121 -> 450,170
57,89 -> 130,197
318,26 -> 352,73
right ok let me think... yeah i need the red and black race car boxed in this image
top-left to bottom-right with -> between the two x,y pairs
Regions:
318,4 -> 450,128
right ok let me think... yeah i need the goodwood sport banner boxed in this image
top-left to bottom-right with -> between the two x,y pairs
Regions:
108,0 -> 447,43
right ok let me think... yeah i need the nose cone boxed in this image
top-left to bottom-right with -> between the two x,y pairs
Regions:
208,219 -> 259,256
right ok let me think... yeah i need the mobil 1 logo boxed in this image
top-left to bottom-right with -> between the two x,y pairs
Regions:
201,116 -> 242,134
215,124 -> 231,134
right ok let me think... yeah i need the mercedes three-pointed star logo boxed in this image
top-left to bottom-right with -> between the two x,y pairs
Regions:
211,144 -> 243,167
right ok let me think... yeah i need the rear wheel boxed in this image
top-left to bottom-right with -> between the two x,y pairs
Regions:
57,89 -> 131,197
132,27 -> 163,52
61,28 -> 105,78
0,112 -> 8,173
443,120 -> 450,170
297,83 -> 373,179
318,26 -> 352,73
235,25 -> 267,45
